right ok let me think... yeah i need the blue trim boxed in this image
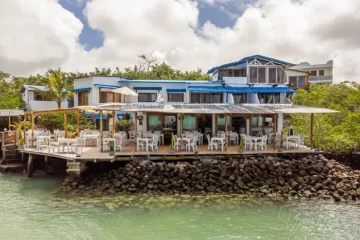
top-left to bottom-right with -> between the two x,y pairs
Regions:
94,84 -> 120,89
166,89 -> 186,93
72,87 -> 91,92
207,54 -> 295,74
133,87 -> 162,91
188,85 -> 294,93
119,78 -> 211,84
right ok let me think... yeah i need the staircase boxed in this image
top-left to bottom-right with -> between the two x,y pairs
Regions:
1,131 -> 21,164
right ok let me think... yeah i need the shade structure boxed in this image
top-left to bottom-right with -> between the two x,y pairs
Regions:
78,105 -> 98,111
110,86 -> 138,96
0,109 -> 24,116
96,103 -> 339,115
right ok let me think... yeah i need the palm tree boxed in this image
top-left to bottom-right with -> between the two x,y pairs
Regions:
44,68 -> 69,109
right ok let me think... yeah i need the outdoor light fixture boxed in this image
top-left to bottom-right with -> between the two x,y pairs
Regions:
248,84 -> 254,88
137,115 -> 144,125
37,115 -> 42,120
272,84 -> 278,87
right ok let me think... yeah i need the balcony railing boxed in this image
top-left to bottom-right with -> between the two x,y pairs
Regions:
308,75 -> 333,83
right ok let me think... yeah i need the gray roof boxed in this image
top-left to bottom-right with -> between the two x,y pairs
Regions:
0,109 -> 25,117
291,60 -> 333,69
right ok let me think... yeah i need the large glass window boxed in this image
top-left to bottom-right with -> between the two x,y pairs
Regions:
258,93 -> 281,103
217,115 -> 231,131
319,70 -> 325,76
277,69 -> 285,83
167,93 -> 184,102
100,92 -> 121,103
251,116 -> 263,128
268,68 -> 277,83
190,93 -> 222,103
183,115 -> 196,131
148,115 -> 162,131
191,93 -> 201,103
250,67 -> 257,83
138,93 -> 157,102
258,67 -> 266,83
78,91 -> 89,106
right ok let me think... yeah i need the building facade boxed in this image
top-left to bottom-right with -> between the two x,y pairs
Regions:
291,60 -> 333,84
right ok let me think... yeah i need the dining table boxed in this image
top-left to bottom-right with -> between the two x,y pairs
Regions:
250,136 -> 262,151
82,134 -> 100,147
137,137 -> 153,152
286,135 -> 300,149
177,137 -> 192,151
58,138 -> 77,153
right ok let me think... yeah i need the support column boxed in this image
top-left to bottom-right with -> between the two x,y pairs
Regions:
135,112 -> 138,151
99,110 -> 103,152
273,114 -> 277,150
212,114 -> 216,136
8,115 -> 11,129
277,113 -> 283,134
27,154 -> 33,178
76,110 -> 80,137
224,114 -> 228,151
246,118 -> 250,135
310,113 -> 314,149
23,114 -> 27,146
112,111 -> 115,137
64,112 -> 67,138
44,156 -> 48,174
31,113 -> 35,147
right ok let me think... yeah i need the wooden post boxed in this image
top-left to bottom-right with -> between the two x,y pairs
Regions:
273,114 -> 277,150
310,113 -> 314,149
99,110 -> 103,152
64,111 -> 67,138
8,115 -> 11,129
27,154 -> 33,178
31,113 -> 35,148
180,113 -> 183,151
76,109 -> 80,137
135,112 -> 138,151
112,111 -> 115,137
23,113 -> 27,146
224,114 -> 228,151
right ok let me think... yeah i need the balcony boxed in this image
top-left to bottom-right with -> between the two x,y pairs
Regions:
308,75 -> 333,84
222,77 -> 247,85
27,101 -> 68,110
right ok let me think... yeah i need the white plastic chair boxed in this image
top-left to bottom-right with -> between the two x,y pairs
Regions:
174,135 -> 181,151
207,135 -> 219,151
186,135 -> 197,152
242,134 -> 253,150
148,135 -> 159,152
71,138 -> 83,154
258,135 -> 267,151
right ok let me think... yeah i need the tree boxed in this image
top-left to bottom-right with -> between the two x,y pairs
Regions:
43,68 -> 71,109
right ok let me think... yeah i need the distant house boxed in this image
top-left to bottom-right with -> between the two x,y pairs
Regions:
21,85 -> 68,111
290,60 -> 333,84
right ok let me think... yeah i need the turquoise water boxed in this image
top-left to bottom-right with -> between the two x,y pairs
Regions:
0,174 -> 359,240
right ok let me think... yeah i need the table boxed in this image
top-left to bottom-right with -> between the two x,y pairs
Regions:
36,136 -> 51,151
250,136 -> 262,150
58,138 -> 77,153
177,137 -> 192,151
227,133 -> 239,145
82,134 -> 100,147
286,135 -> 300,149
143,133 -> 164,145
137,137 -> 153,152
211,137 -> 225,151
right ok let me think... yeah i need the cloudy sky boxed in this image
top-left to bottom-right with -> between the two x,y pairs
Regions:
1,0 -> 359,82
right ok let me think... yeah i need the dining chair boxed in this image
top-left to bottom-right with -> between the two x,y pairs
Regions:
207,135 -> 219,151
186,135 -> 197,152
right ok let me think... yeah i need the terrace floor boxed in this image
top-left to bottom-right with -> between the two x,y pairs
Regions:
21,141 -> 316,162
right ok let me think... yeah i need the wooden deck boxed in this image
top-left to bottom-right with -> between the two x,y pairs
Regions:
20,141 -> 316,162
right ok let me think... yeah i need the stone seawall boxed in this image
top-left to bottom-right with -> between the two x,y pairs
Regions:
62,155 -> 360,202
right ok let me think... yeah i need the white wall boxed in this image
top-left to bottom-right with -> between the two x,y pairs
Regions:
28,101 -> 67,110
223,77 -> 247,85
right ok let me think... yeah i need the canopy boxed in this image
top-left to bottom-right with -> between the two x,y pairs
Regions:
95,103 -> 339,115
110,86 -> 138,96
0,109 -> 24,116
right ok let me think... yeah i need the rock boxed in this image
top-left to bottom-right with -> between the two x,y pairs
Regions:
304,190 -> 312,198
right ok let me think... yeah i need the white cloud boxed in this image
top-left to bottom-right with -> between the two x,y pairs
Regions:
1,0 -> 360,82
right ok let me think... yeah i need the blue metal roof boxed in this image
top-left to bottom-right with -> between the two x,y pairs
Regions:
166,89 -> 186,93
207,54 -> 295,74
94,84 -> 119,89
85,112 -> 107,120
72,87 -> 91,92
188,85 -> 294,93
133,87 -> 162,91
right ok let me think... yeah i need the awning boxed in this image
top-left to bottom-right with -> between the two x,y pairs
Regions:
133,87 -> 162,91
0,109 -> 25,116
166,89 -> 186,93
72,87 -> 91,92
95,103 -> 338,115
187,85 -> 294,93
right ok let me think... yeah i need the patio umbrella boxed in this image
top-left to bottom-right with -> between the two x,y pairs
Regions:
111,86 -> 138,96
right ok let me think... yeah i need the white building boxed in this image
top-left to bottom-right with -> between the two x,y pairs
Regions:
291,60 -> 333,84
21,85 -> 68,111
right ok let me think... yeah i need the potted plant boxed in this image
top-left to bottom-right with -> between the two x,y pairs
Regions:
239,135 -> 244,153
169,132 -> 175,154
278,129 -> 285,152
109,140 -> 115,156
10,122 -> 25,149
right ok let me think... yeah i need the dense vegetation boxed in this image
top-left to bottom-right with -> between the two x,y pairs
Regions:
290,82 -> 360,156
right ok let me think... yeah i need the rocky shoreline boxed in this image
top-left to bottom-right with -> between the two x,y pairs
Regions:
62,155 -> 360,202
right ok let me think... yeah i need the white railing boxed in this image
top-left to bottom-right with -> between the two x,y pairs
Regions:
308,75 -> 333,82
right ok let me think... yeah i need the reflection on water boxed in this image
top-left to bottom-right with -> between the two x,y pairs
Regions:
0,174 -> 359,240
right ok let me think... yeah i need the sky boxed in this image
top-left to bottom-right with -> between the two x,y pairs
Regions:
1,0 -> 360,82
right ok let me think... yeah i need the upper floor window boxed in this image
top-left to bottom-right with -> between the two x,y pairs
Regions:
100,91 -> 121,103
167,93 -> 184,102
138,93 -> 157,102
190,93 -> 222,103
258,93 -> 280,104
78,91 -> 89,106
34,91 -> 51,101
233,93 -> 247,103
310,70 -> 317,76
250,67 -> 286,84
319,70 -> 325,76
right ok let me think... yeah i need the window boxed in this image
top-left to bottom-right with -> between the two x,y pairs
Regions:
276,69 -> 285,83
190,93 -> 223,103
250,67 -> 257,83
234,70 -> 240,77
289,77 -> 298,89
217,115 -> 231,132
319,70 -> 325,76
258,93 -> 281,103
167,93 -> 184,102
138,93 -> 157,102
258,67 -> 266,83
148,114 -> 162,131
183,115 -> 196,131
78,91 -> 89,106
268,68 -> 277,83
34,91 -> 50,101
310,70 -> 317,76
100,92 -> 121,103
233,94 -> 247,103
251,116 -> 263,128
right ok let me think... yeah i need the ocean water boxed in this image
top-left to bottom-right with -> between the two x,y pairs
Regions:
0,173 -> 359,240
